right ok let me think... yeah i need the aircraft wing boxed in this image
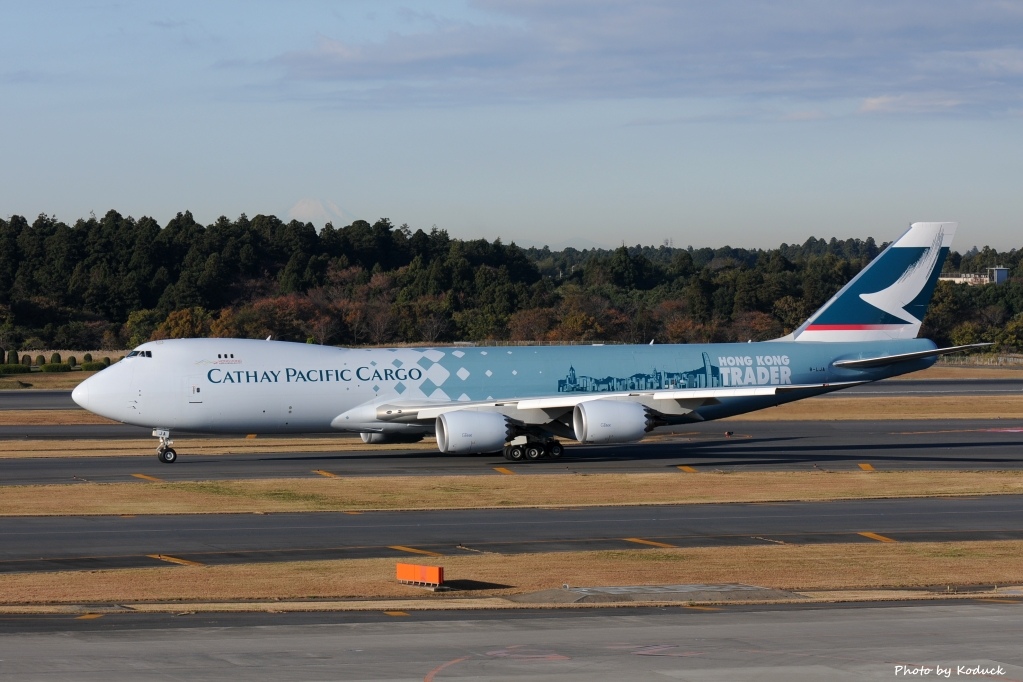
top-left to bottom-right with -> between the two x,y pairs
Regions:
356,380 -> 868,426
832,343 -> 992,369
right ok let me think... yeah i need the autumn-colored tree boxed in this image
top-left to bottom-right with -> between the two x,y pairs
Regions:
151,307 -> 212,339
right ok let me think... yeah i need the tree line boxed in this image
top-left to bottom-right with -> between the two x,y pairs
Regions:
1,210 -> 1021,352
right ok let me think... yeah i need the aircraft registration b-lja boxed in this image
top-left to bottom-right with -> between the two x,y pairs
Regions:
73,222 -> 986,464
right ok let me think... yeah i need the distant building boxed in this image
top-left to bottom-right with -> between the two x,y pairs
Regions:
939,266 -> 1010,286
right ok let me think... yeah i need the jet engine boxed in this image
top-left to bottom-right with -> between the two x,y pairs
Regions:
360,432 -> 426,445
572,400 -> 652,444
436,410 -> 512,454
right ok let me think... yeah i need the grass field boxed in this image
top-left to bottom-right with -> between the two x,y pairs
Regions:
3,541 -> 1022,605
3,471 -> 1022,516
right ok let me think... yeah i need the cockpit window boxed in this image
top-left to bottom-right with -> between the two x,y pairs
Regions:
127,350 -> 140,357
126,350 -> 153,358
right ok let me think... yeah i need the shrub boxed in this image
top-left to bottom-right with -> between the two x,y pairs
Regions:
0,364 -> 32,375
67,356 -> 77,367
50,353 -> 61,364
35,355 -> 45,366
40,363 -> 72,373
83,353 -> 93,363
21,354 -> 31,366
81,362 -> 106,371
7,351 -> 18,364
102,357 -> 111,366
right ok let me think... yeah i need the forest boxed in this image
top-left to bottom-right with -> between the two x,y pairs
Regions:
1,210 -> 1021,353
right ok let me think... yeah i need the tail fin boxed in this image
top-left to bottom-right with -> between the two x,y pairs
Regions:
787,222 -> 956,342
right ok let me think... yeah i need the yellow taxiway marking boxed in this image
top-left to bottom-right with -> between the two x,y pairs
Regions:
858,463 -> 875,471
245,434 -> 257,439
975,598 -> 1021,604
131,473 -> 163,482
389,545 -> 443,557
76,613 -> 104,620
683,605 -> 721,611
494,467 -> 516,475
384,611 -> 410,617
677,465 -> 699,473
147,554 -> 204,567
342,511 -> 363,515
858,531 -> 897,543
625,537 -> 678,549
312,469 -> 338,478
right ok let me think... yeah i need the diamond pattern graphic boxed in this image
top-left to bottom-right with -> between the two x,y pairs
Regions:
420,378 -> 438,395
426,363 -> 450,385
452,350 -> 465,358
485,370 -> 493,377
395,382 -> 406,394
456,367 -> 470,381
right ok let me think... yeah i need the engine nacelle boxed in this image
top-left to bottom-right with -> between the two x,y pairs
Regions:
360,432 -> 426,445
572,400 -> 651,444
436,410 -> 511,454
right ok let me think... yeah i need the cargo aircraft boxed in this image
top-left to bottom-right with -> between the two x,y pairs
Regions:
73,222 -> 985,464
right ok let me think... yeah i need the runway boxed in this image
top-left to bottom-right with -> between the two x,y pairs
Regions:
3,419 -> 1023,484
0,602 -> 1020,681
2,495 -> 1021,573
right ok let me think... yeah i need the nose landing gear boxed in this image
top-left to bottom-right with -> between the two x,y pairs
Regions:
153,428 -> 178,464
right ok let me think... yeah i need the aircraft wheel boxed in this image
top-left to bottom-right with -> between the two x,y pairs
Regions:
158,448 -> 178,464
525,444 -> 544,460
507,445 -> 525,461
547,442 -> 564,458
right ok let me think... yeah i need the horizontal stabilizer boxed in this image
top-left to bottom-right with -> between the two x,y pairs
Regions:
832,343 -> 992,369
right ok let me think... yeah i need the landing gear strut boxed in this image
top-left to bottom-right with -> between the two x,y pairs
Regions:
153,428 -> 177,464
503,439 -> 563,462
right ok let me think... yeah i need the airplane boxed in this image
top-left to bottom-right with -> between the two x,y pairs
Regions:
72,221 -> 987,464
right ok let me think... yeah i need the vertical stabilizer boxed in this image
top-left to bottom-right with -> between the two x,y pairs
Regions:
789,222 -> 956,342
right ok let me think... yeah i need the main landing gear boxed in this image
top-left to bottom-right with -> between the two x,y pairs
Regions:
153,428 -> 177,464
503,439 -> 564,462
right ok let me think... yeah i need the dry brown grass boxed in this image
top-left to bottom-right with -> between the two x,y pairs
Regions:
0,410 -> 118,425
3,471 -> 1022,516
0,372 -> 99,390
724,395 -> 1023,420
892,365 -> 1023,380
3,541 -> 1021,604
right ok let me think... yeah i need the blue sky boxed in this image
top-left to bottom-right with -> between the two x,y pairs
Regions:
3,1 -> 1022,250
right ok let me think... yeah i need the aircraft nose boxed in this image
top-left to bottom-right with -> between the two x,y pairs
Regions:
71,381 -> 90,410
